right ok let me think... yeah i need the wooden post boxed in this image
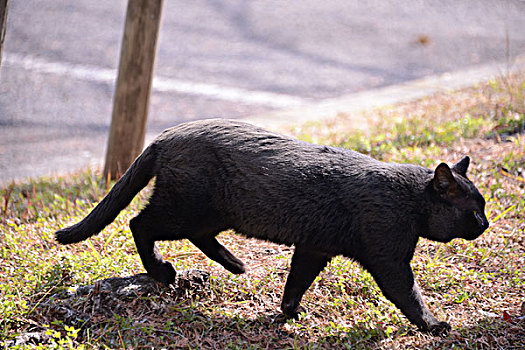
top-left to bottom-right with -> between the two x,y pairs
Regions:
104,0 -> 163,179
0,0 -> 9,69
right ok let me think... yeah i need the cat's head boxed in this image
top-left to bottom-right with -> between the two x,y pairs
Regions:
424,156 -> 489,243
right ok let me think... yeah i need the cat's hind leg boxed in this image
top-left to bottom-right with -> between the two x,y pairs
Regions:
281,245 -> 332,319
190,236 -> 246,274
129,207 -> 177,285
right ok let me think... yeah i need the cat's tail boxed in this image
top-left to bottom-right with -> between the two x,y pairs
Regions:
55,144 -> 158,244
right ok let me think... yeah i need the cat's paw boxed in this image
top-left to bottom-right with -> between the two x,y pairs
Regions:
149,261 -> 176,285
225,260 -> 246,274
428,321 -> 451,336
282,305 -> 307,320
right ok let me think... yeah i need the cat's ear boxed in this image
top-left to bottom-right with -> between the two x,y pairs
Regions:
433,163 -> 460,196
452,156 -> 470,177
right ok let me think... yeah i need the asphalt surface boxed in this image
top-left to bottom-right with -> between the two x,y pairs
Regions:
1,0 -> 525,183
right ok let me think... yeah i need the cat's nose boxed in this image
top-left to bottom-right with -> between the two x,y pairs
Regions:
482,218 -> 489,231
474,211 -> 489,231
479,216 -> 489,233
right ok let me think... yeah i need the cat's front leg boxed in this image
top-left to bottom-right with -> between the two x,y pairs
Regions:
281,246 -> 332,319
365,261 -> 450,335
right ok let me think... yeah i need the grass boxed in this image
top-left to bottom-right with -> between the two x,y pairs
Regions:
1,72 -> 524,349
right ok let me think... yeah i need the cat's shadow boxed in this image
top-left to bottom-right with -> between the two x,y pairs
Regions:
33,272 -> 384,347
33,272 -> 488,348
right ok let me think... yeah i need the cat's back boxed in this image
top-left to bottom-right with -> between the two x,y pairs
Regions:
153,119 -> 371,168
154,119 -> 280,144
151,120 -> 432,181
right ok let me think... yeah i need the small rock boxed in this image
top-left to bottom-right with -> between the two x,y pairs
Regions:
5,332 -> 50,347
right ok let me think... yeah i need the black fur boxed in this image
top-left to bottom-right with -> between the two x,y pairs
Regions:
55,119 -> 489,335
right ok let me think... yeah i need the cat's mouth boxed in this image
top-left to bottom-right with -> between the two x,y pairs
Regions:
464,211 -> 489,240
473,210 -> 488,229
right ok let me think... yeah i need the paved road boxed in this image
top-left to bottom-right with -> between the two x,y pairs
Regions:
1,0 -> 525,183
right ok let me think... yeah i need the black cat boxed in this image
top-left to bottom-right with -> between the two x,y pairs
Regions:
55,119 -> 489,335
